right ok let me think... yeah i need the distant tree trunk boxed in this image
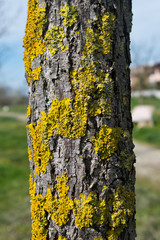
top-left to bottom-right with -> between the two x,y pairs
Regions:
24,0 -> 136,239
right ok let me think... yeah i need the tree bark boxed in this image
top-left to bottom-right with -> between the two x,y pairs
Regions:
24,0 -> 136,239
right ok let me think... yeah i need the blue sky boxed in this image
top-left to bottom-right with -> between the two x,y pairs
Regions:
1,0 -> 160,92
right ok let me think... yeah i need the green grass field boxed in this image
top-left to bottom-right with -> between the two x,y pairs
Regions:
0,117 -> 31,240
131,97 -> 160,110
132,97 -> 160,147
0,104 -> 27,114
0,113 -> 160,239
136,178 -> 160,240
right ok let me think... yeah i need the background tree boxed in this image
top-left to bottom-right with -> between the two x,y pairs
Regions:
24,0 -> 136,239
131,41 -> 159,103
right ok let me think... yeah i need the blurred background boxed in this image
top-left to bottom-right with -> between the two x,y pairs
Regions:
0,0 -> 160,239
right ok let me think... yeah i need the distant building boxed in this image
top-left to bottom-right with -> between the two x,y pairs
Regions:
131,63 -> 160,90
148,68 -> 160,86
131,65 -> 152,90
132,105 -> 155,127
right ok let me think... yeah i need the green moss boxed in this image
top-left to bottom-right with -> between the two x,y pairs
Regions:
61,4 -> 78,27
120,151 -> 135,171
120,43 -> 124,52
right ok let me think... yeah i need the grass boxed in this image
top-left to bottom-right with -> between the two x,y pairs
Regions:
133,126 -> 160,148
9,104 -> 28,113
131,97 -> 160,110
136,178 -> 160,240
1,111 -> 160,239
0,104 -> 27,114
0,117 -> 31,240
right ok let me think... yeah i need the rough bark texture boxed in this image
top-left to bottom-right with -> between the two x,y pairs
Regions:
24,0 -> 136,239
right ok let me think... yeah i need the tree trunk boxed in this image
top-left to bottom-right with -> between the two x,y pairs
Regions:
24,0 -> 136,239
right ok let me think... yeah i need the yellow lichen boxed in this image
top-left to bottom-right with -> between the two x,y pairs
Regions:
45,25 -> 68,56
45,174 -> 109,230
27,112 -> 53,175
82,12 -> 115,60
70,12 -> 115,118
31,194 -> 48,240
71,64 -> 113,117
29,174 -> 71,239
102,186 -> 108,191
107,185 -> 135,240
100,12 -> 115,55
123,96 -> 127,105
28,147 -> 32,160
26,105 -> 31,118
47,98 -> 87,139
29,176 -> 48,240
73,191 -> 108,229
32,66 -> 42,81
26,13 -> 116,176
94,238 -> 104,240
23,1 -> 71,83
27,97 -> 87,175
45,173 -> 74,226
73,193 -> 94,228
61,4 -> 78,27
82,27 -> 98,60
58,236 -> 68,240
29,173 -> 134,239
23,0 -> 46,84
91,125 -> 122,160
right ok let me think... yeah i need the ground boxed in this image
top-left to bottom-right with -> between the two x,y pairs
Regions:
135,141 -> 160,185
